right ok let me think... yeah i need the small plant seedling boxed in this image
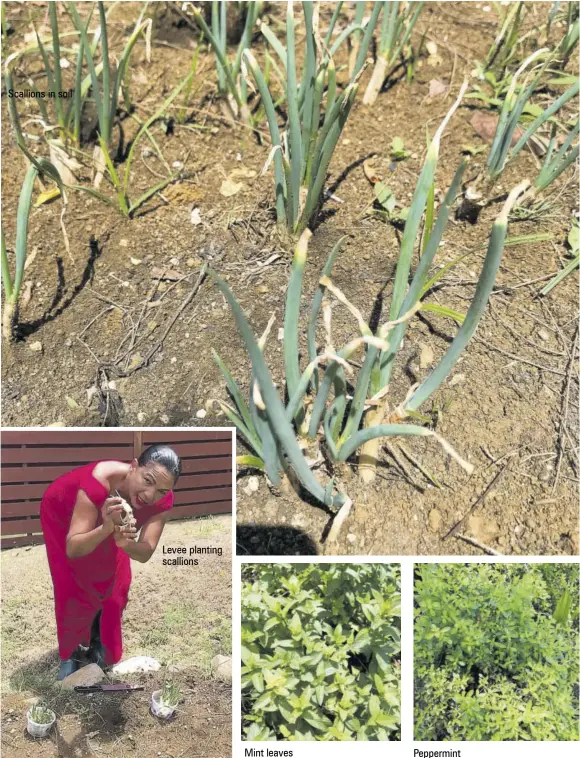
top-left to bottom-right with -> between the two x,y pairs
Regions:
160,681 -> 181,709
390,137 -> 410,161
373,182 -> 408,222
540,214 -> 579,296
29,704 -> 54,724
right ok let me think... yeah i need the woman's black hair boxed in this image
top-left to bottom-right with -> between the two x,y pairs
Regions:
137,444 -> 182,483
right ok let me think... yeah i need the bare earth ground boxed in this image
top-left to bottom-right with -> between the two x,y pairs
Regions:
0,516 -> 232,758
1,3 -> 578,556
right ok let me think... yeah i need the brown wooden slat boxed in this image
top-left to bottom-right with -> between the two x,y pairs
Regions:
2,474 -> 232,502
1,518 -> 42,536
1,534 -> 45,549
152,441 -> 232,459
142,431 -> 233,444
174,472 -> 231,490
180,456 -> 232,474
173,487 -> 232,505
1,431 -> 134,445
2,482 -> 52,500
1,457 -> 233,483
1,446 -> 134,465
1,501 -> 41,518
166,501 -> 232,520
0,465 -> 74,483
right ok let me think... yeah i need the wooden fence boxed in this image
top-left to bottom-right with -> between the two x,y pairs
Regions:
1,430 -> 233,549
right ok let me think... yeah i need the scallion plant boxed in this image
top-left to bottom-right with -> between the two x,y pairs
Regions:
550,1 -> 579,69
242,0 -> 381,237
160,680 -> 181,709
211,85 -> 529,539
1,153 -> 65,340
487,48 -> 578,182
482,1 -> 526,76
363,1 -> 424,106
4,21 -> 102,173
186,2 -> 261,126
68,1 -> 151,151
68,69 -> 196,218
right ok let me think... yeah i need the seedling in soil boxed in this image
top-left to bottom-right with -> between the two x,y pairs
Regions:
67,69 -> 196,218
487,53 -> 578,182
460,50 -> 578,220
27,703 -> 56,738
242,0 -> 381,237
212,84 -> 529,541
478,1 -> 526,77
151,680 -> 181,719
1,152 -> 65,341
363,0 -> 425,106
539,215 -> 580,296
29,705 -> 55,725
68,2 -> 152,155
390,136 -> 411,162
185,2 -> 262,126
550,1 -> 579,70
160,681 -> 181,709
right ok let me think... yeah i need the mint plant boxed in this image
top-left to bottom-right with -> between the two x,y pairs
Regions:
241,563 -> 401,741
414,564 -> 579,741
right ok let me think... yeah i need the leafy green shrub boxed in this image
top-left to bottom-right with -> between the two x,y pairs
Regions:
414,564 -> 579,741
241,563 -> 400,741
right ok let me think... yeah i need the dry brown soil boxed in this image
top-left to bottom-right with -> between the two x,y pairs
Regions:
1,516 -> 232,758
1,3 -> 578,556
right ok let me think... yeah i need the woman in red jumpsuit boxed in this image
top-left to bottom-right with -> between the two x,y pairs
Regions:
40,444 -> 181,680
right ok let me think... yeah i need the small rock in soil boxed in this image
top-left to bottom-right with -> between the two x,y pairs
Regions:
428,508 -> 442,533
111,656 -> 160,675
538,464 -> 553,482
28,341 -> 43,352
58,663 -> 105,689
467,514 -> 499,543
245,476 -> 259,493
211,655 -> 232,682
419,343 -> 434,369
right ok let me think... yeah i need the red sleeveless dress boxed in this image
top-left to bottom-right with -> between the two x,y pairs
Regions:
39,461 -> 173,665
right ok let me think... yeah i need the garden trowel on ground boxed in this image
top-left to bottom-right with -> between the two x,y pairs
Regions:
75,684 -> 144,693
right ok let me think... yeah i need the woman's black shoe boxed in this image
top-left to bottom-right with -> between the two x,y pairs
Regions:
87,641 -> 106,669
57,657 -> 79,680
88,611 -> 106,668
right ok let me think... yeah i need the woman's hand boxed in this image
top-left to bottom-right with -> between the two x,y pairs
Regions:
113,523 -> 138,550
101,497 -> 124,535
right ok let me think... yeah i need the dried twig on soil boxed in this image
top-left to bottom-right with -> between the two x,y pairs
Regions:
455,533 -> 501,556
553,324 -> 579,490
443,465 -> 508,540
475,336 -> 567,376
78,305 -> 115,340
119,263 -> 208,376
384,441 -> 425,492
396,442 -> 443,489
